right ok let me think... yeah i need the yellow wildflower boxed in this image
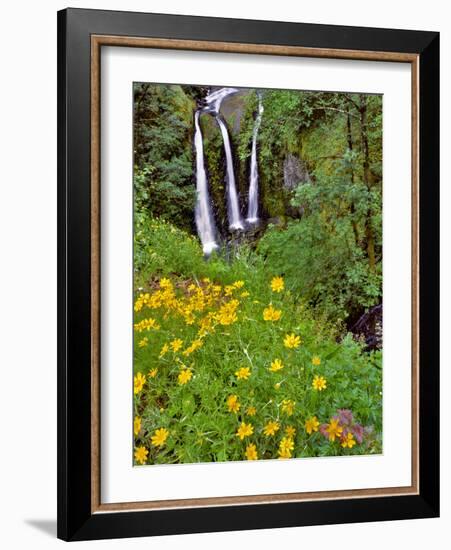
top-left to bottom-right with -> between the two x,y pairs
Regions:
304,416 -> 320,435
341,432 -> 356,449
236,422 -> 254,440
189,288 -> 206,312
227,394 -> 241,413
270,276 -> 284,293
312,375 -> 327,391
278,437 -> 294,459
246,406 -> 257,416
325,418 -> 343,442
182,338 -> 203,356
312,356 -> 321,366
159,343 -> 169,358
263,304 -> 282,321
151,427 -> 169,447
134,317 -> 160,332
134,292 -> 153,312
216,299 -> 239,326
269,358 -> 284,372
245,443 -> 258,460
278,448 -> 291,459
147,292 -> 163,310
133,372 -> 146,394
148,368 -> 158,378
285,425 -> 296,438
284,333 -> 301,349
134,294 -> 145,313
281,399 -> 295,416
240,291 -> 250,298
133,416 -> 141,436
159,278 -> 172,289
138,337 -> 148,348
170,338 -> 183,352
235,367 -> 251,380
263,421 -> 280,437
198,314 -> 215,337
183,309 -> 196,325
134,445 -> 148,464
233,280 -> 245,289
178,369 -> 193,385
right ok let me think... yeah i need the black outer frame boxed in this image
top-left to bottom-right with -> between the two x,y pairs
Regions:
57,8 -> 439,542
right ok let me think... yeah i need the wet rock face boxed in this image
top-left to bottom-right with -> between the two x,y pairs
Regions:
283,153 -> 310,190
220,89 -> 253,134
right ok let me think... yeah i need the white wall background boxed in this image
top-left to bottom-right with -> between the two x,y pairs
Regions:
0,1 -> 448,548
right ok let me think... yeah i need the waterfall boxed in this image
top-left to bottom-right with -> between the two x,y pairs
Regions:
216,115 -> 244,231
204,87 -> 239,114
205,88 -> 244,231
194,111 -> 218,255
194,87 -> 245,252
246,94 -> 264,224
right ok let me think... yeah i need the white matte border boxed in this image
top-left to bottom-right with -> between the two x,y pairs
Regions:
101,46 -> 412,504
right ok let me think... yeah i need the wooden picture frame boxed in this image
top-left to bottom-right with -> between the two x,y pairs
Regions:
57,7 -> 439,541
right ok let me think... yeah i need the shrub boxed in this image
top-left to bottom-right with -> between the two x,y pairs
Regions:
258,216 -> 381,325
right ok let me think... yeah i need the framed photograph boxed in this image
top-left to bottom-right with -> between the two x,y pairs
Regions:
57,8 -> 439,541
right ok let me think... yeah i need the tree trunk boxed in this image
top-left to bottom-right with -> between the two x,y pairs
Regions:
346,107 -> 355,184
359,95 -> 376,272
346,104 -> 360,246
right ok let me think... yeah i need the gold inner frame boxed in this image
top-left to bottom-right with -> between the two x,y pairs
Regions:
90,35 -> 419,514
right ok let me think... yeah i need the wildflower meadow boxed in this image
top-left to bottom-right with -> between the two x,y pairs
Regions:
133,223 -> 382,465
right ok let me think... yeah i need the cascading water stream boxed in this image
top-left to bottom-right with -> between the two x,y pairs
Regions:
194,111 -> 218,255
204,87 -> 244,231
246,94 -> 264,224
204,87 -> 239,114
194,87 -> 246,253
216,115 -> 244,231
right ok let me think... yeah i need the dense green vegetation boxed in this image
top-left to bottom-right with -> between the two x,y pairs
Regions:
134,84 -> 382,326
134,84 -> 197,231
132,84 -> 383,465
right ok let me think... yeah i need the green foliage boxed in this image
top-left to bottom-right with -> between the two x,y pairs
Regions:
134,215 -> 203,283
134,215 -> 270,296
131,86 -> 384,464
259,139 -> 382,324
258,215 -> 381,324
133,84 -> 197,230
133,221 -> 382,464
132,83 -> 383,328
